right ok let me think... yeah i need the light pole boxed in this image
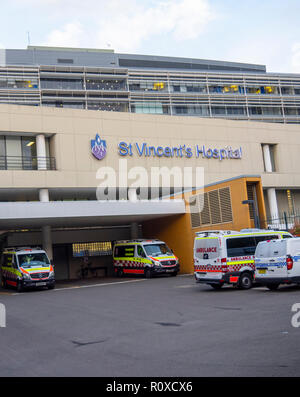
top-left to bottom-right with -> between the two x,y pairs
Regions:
242,199 -> 260,229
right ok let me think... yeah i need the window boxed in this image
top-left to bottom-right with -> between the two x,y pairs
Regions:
143,243 -> 172,256
114,245 -> 135,258
226,237 -> 257,257
137,245 -> 146,258
133,102 -> 164,114
40,78 -> 83,90
72,242 -> 112,257
3,254 -> 12,267
0,136 -> 5,170
0,136 -> 51,170
17,253 -> 50,267
246,86 -> 278,95
86,79 -> 126,91
226,235 -> 279,258
211,106 -> 226,115
250,107 -> 282,116
287,190 -> 294,214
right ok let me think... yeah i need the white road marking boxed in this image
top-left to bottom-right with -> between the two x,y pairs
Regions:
52,279 -> 147,292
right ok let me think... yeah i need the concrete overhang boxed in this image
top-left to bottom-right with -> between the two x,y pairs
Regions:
0,200 -> 186,229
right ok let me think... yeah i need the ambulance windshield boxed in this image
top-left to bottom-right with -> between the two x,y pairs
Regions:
18,253 -> 50,268
144,244 -> 172,257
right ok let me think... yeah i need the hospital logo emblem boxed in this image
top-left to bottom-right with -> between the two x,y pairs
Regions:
91,134 -> 107,160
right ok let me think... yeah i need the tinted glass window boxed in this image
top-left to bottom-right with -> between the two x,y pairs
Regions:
2,254 -> 12,267
282,234 -> 293,239
227,235 -> 280,257
227,237 -> 257,257
255,235 -> 279,244
137,245 -> 146,257
114,245 -> 135,258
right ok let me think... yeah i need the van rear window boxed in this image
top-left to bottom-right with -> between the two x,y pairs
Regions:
194,241 -> 219,259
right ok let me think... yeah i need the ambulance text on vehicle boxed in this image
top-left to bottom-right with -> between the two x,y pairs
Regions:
193,229 -> 293,289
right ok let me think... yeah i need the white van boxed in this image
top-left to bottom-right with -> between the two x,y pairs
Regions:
194,229 -> 293,290
255,237 -> 300,290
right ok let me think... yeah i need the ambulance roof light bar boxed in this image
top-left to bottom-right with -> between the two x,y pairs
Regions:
3,246 -> 42,252
195,230 -> 239,237
115,239 -> 161,244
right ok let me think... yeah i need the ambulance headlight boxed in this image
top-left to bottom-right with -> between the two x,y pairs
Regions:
22,272 -> 31,280
49,270 -> 54,278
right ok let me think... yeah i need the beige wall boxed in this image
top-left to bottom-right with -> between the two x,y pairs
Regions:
0,104 -> 300,190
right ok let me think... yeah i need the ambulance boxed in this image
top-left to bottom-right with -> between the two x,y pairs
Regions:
113,239 -> 179,278
194,229 -> 293,289
255,237 -> 300,290
0,247 -> 55,292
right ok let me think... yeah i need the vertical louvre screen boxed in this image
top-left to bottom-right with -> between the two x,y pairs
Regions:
246,183 -> 255,219
219,187 -> 233,223
200,193 -> 211,225
190,186 -> 233,228
189,194 -> 201,228
209,190 -> 222,224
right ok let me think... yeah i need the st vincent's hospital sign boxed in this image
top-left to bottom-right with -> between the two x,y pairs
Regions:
118,142 -> 242,161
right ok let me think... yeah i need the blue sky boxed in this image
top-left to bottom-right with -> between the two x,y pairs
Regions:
1,0 -> 300,73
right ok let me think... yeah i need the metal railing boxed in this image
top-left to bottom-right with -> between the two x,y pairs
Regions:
265,210 -> 300,232
0,156 -> 56,170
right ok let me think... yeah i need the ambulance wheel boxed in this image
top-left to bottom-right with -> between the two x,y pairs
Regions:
209,283 -> 223,290
117,268 -> 124,278
170,271 -> 177,277
48,284 -> 55,290
266,284 -> 279,291
144,268 -> 152,279
16,281 -> 23,292
238,272 -> 253,290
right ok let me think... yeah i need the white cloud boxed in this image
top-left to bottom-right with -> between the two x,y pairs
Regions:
95,0 -> 214,52
44,22 -> 83,47
35,0 -> 214,52
291,43 -> 300,73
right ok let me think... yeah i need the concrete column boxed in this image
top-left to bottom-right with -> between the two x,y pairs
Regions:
267,188 -> 279,221
128,188 -> 138,202
39,188 -> 52,260
42,225 -> 53,261
262,144 -> 272,172
36,134 -> 47,170
130,222 -> 139,240
39,188 -> 49,202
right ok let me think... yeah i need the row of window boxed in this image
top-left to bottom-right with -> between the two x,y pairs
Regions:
8,77 -> 297,96
43,101 -> 128,112
41,78 -> 127,91
72,242 -> 112,257
40,100 -> 300,117
0,77 -> 39,89
129,82 -> 300,95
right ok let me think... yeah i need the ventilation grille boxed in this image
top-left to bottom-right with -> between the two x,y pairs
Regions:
246,183 -> 255,219
189,187 -> 233,228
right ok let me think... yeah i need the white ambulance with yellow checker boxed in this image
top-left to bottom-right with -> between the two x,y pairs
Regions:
194,229 -> 293,289
0,247 -> 55,292
113,239 -> 179,278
